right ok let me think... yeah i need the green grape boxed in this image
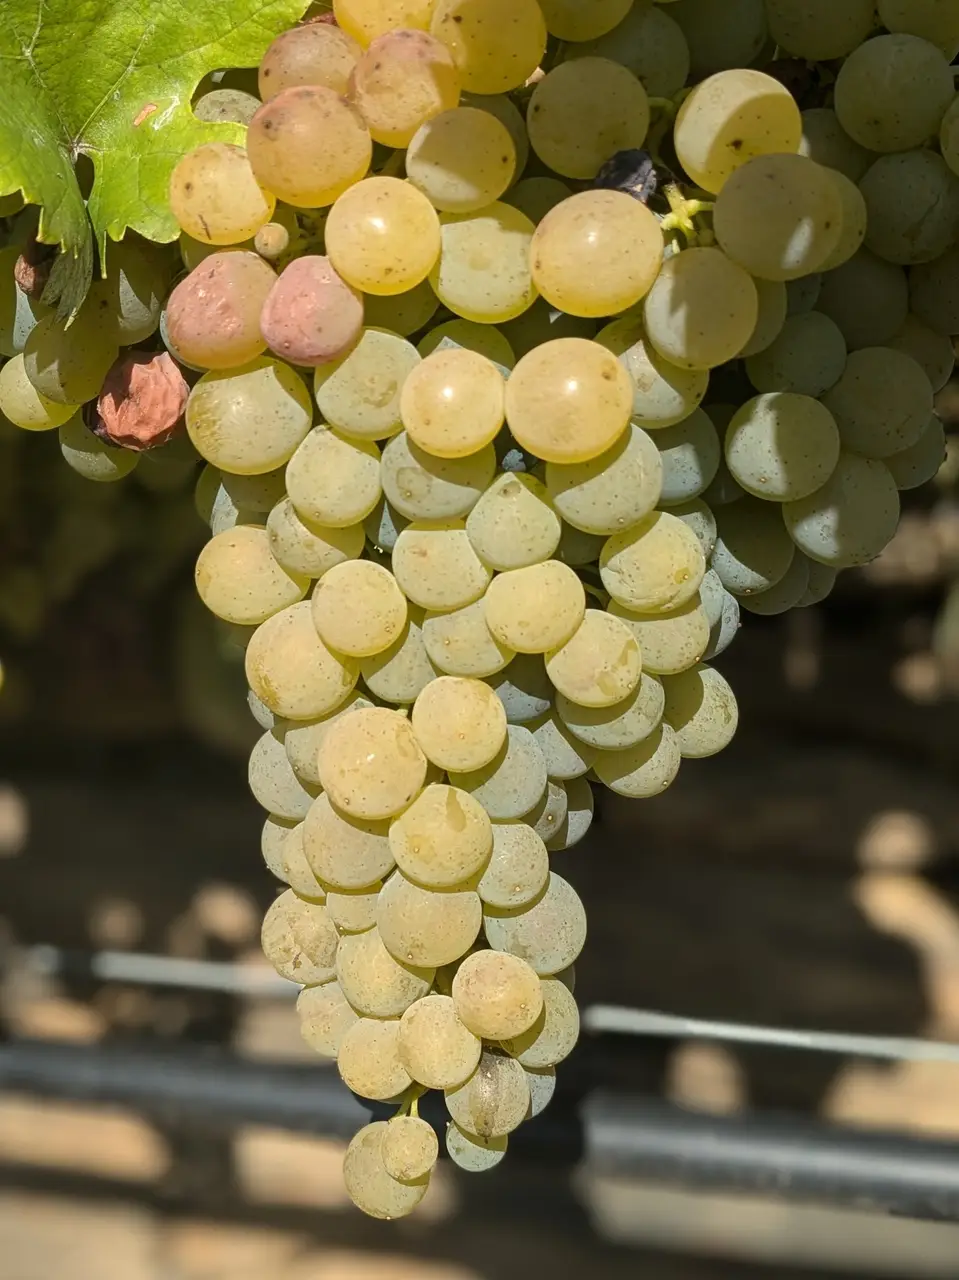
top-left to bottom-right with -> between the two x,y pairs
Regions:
377,870 -> 482,967
418,319 -> 516,368
170,143 -> 275,246
187,359 -> 311,478
389,783 -> 493,889
506,338 -> 633,465
887,315 -> 956,393
338,1018 -> 413,1102
430,0 -> 546,94
670,498 -> 717,558
314,328 -> 420,441
530,190 -> 663,320
484,560 -> 586,654
281,823 -> 328,900
592,722 -> 682,798
765,0 -> 875,59
363,281 -> 439,338
745,312 -> 847,398
797,560 -> 838,608
304,794 -> 396,890
557,523 -> 607,569
725,392 -> 841,501
326,178 -> 441,295
713,155 -> 842,282
445,1048 -> 530,1140
477,822 -> 550,910
673,68 -> 801,195
448,724 -> 548,821
488,654 -> 553,725
821,348 -> 933,459
711,496 -> 795,594
663,664 -> 739,758
942,95 -> 959,178
652,409 -> 720,507
335,926 -> 433,1017
567,2 -> 689,98
527,58 -> 649,181
247,86 -> 371,208
596,318 -> 708,430
499,300 -> 596,361
266,499 -> 364,579
317,706 -> 428,820
785,274 -> 822,317
412,676 -> 507,772
59,416 -> 138,484
502,976 -> 579,1068
600,512 -> 705,613
260,888 -> 338,985
740,551 -> 810,616
834,33 -> 954,153
359,610 -> 438,706
452,949 -> 543,1039
545,610 -> 641,709
382,1115 -> 439,1183
879,0 -> 959,57
703,584 -> 741,659
406,108 -> 516,213
529,711 -> 596,781
609,597 -> 710,677
527,780 -> 569,845
817,172 -> 867,272
298,982 -> 360,1059
556,670 -> 664,751
667,0 -> 766,77
860,151 -> 959,267
422,598 -> 514,679
248,601 -> 360,724
334,0 -> 435,44
909,245 -> 959,336
401,347 -> 505,458
466,473 -> 561,571
311,560 -> 407,658
103,237 -> 169,344
739,279 -> 788,358
503,177 -> 571,225
342,1122 -> 429,1221
193,87 -> 261,124
885,416 -> 947,491
393,519 -> 491,611
249,728 -> 319,818
22,310 -> 117,406
446,1123 -> 507,1171
195,526 -> 309,625
644,248 -> 758,369
286,427 -> 381,528
816,250 -> 908,350
483,872 -> 587,975
783,453 -> 900,568
381,431 -> 496,522
430,203 -> 537,324
461,90 -> 529,182
284,693 -> 373,786
799,108 -> 872,183
538,0 -> 631,40
349,29 -> 460,149
399,993 -> 482,1090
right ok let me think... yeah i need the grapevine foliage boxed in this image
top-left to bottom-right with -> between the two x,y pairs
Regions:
0,0 -> 309,317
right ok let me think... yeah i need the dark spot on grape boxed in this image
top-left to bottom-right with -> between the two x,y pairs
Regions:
730,139 -> 743,150
601,369 -> 613,381
374,61 -> 382,70
452,13 -> 463,21
184,181 -> 193,193
501,156 -> 509,164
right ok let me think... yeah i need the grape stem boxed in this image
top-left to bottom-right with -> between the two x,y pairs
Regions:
395,1084 -> 426,1119
660,184 -> 715,248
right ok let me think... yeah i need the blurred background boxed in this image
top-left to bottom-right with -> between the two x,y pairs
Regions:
2,381 -> 959,1279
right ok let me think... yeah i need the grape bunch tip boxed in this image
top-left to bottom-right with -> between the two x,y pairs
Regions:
2,0 -> 958,1221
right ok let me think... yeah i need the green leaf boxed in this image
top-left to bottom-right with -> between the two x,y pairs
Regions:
0,0 -> 309,317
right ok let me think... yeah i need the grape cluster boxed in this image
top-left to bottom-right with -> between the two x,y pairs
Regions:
3,0 -> 959,1221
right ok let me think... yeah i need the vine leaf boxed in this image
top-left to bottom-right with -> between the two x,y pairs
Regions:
0,0 -> 309,317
